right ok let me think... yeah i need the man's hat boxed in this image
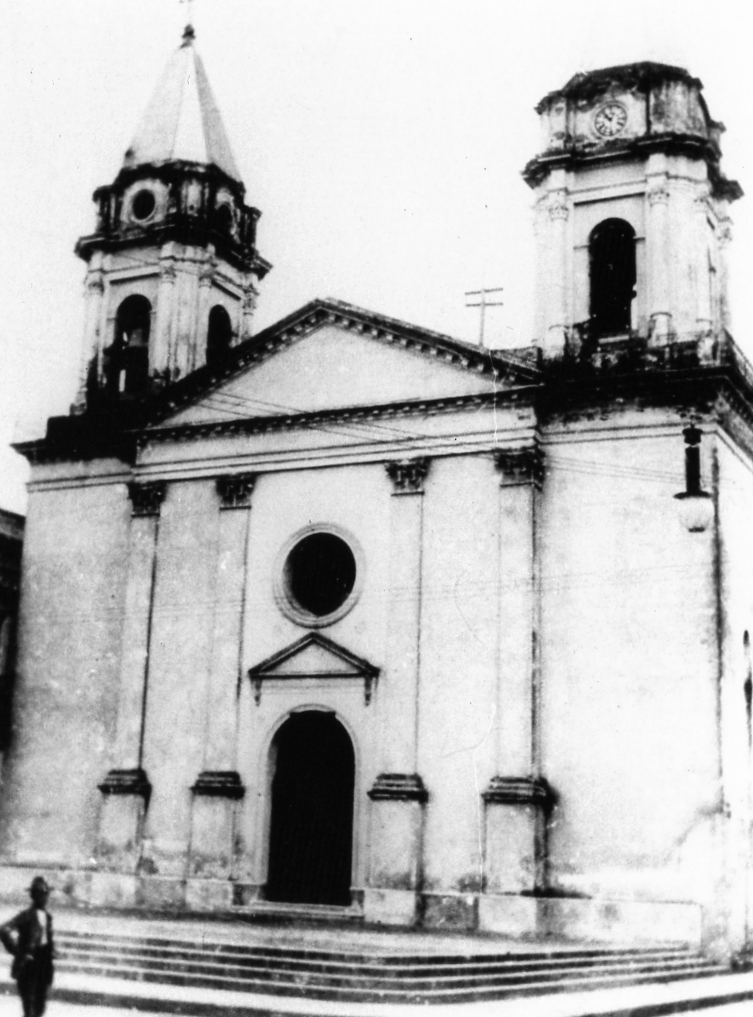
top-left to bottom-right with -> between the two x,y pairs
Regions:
28,876 -> 50,894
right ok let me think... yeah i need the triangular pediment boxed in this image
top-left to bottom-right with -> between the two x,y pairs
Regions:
151,300 -> 539,432
247,633 -> 380,705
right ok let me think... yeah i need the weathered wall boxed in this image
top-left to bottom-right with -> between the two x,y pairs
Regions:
0,481 -> 129,867
540,414 -> 721,909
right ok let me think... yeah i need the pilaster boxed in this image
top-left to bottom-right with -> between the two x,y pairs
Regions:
544,184 -> 570,359
98,481 -> 165,871
483,445 -> 551,895
154,246 -> 177,380
73,261 -> 106,410
365,458 -> 429,926
188,473 -> 254,880
646,157 -> 672,343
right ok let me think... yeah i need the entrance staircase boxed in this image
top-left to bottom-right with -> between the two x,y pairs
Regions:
50,927 -> 726,1005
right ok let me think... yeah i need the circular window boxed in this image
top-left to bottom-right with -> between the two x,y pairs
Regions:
276,526 -> 362,627
131,189 -> 156,221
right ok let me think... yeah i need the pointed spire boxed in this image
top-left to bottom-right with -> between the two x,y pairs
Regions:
123,27 -> 241,183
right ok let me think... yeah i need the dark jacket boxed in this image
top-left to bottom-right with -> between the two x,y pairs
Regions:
0,907 -> 54,984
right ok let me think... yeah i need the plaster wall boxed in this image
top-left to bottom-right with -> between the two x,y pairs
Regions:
715,435 -> 753,949
540,418 -> 721,906
0,483 -> 129,866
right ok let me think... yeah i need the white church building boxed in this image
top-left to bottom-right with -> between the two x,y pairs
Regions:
2,30 -> 753,959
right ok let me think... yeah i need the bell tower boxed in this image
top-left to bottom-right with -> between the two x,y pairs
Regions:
73,25 -> 270,410
524,63 -> 741,359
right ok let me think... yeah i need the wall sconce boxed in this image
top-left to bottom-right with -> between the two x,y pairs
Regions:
674,425 -> 713,532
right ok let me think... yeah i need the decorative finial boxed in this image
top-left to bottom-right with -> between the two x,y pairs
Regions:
180,0 -> 196,45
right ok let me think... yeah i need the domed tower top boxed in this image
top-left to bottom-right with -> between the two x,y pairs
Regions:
524,62 -> 740,200
523,62 -> 741,360
73,25 -> 270,413
123,24 -> 241,183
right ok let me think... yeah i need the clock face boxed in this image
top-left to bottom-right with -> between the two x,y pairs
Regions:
594,102 -> 628,138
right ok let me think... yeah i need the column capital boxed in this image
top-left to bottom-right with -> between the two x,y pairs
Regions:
385,457 -> 430,495
368,773 -> 428,803
128,481 -> 166,518
494,445 -> 544,488
647,186 -> 670,207
216,473 -> 256,510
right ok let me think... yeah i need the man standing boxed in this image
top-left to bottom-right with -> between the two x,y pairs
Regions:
0,876 -> 55,1017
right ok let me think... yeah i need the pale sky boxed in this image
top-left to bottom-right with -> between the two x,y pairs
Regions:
2,0 -> 753,513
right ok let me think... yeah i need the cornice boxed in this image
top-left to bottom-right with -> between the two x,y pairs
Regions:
141,388 -> 538,447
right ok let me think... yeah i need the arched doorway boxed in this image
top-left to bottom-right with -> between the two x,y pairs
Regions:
266,711 -> 355,906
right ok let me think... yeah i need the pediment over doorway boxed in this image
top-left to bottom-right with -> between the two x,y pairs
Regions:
247,633 -> 380,706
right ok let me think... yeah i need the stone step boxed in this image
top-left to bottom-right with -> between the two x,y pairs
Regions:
54,946 -> 712,986
47,958 -> 727,1004
54,930 -> 694,967
52,954 -> 725,1004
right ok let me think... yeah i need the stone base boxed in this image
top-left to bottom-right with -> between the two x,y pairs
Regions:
422,892 -> 478,931
0,863 -> 704,947
363,888 -> 418,926
185,878 -> 234,912
478,893 -> 540,937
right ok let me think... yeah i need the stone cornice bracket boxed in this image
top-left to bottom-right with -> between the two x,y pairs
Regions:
494,445 -> 544,489
216,472 -> 256,510
98,767 -> 152,800
191,770 -> 245,799
482,775 -> 555,811
128,481 -> 166,518
368,773 -> 428,803
385,457 -> 430,495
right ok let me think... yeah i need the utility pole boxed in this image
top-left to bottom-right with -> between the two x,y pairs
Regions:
465,287 -> 504,349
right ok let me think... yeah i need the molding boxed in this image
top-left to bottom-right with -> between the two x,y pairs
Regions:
385,457 -> 430,495
127,481 -> 166,517
98,768 -> 151,799
494,444 -> 544,488
482,776 -> 555,809
141,389 -> 538,448
191,770 -> 245,799
368,773 -> 428,803
216,472 -> 255,509
247,632 -> 379,707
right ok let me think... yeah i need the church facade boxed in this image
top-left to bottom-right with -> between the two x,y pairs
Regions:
2,34 -> 753,958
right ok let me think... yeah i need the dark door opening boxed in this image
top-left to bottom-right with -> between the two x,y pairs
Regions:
266,711 -> 355,906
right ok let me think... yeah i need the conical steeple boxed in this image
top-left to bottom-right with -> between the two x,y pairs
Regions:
73,25 -> 270,413
124,25 -> 241,183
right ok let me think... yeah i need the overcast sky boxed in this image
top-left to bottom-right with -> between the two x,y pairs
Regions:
1,0 -> 752,513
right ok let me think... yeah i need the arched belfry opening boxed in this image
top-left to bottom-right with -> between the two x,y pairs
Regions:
106,295 -> 152,396
589,218 -> 636,336
266,711 -> 355,906
206,305 -> 233,369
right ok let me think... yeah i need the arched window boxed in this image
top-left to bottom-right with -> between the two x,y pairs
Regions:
589,218 -> 636,336
106,295 -> 151,396
206,305 -> 233,368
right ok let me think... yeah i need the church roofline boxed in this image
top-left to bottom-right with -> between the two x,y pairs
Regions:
141,297 -> 541,424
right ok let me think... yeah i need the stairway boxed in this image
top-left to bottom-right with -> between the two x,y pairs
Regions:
51,929 -> 727,1005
